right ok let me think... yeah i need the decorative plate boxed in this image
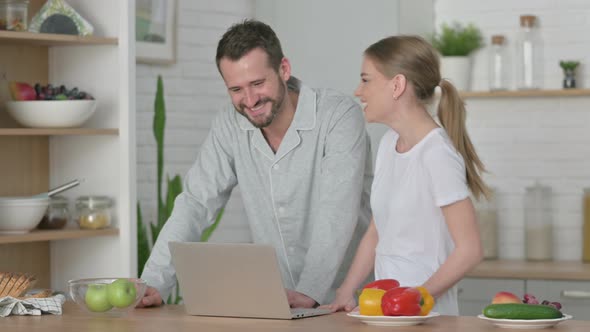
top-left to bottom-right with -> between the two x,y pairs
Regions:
346,311 -> 440,326
477,314 -> 572,329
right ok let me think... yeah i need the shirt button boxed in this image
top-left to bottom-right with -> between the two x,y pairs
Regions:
273,164 -> 279,170
278,207 -> 285,214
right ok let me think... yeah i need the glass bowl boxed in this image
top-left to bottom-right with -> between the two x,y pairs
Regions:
68,278 -> 147,315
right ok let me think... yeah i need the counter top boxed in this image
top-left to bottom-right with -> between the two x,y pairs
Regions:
2,302 -> 589,332
467,260 -> 590,280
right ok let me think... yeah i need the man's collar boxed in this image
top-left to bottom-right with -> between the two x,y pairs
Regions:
237,76 -> 316,131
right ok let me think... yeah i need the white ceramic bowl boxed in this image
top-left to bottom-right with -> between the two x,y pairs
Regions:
5,100 -> 97,128
0,196 -> 49,234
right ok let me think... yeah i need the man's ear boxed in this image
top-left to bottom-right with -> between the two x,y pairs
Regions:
391,74 -> 407,100
279,57 -> 292,81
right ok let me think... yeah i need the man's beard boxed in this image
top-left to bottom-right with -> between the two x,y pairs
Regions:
235,81 -> 287,128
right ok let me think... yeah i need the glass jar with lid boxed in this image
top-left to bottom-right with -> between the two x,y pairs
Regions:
38,195 -> 70,230
0,0 -> 29,31
524,182 -> 553,261
583,188 -> 590,262
516,15 -> 543,90
76,196 -> 113,230
474,188 -> 498,259
488,35 -> 509,91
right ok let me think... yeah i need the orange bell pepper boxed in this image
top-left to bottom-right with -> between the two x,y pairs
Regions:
415,286 -> 435,316
381,287 -> 422,316
358,288 -> 386,316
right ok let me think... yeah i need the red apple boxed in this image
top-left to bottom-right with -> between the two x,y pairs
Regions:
492,291 -> 521,304
9,82 -> 36,101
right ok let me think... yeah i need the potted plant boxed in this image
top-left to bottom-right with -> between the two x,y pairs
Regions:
431,22 -> 484,91
559,61 -> 580,89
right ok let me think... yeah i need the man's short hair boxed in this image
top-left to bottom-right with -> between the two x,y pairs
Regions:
216,19 -> 284,72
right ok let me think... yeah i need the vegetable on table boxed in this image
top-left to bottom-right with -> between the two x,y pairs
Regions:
381,287 -> 422,316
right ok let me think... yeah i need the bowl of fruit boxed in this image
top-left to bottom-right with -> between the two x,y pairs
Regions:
68,278 -> 147,316
5,82 -> 97,128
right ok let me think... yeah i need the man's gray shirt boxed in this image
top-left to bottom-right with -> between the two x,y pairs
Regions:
141,79 -> 373,304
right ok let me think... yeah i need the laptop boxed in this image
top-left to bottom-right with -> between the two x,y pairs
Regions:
169,242 -> 332,319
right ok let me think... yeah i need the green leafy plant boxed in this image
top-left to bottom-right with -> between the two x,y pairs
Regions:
137,75 -> 223,304
559,61 -> 580,72
431,22 -> 484,56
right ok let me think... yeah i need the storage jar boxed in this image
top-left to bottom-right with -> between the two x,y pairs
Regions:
76,196 -> 112,229
38,195 -> 69,230
0,0 -> 28,31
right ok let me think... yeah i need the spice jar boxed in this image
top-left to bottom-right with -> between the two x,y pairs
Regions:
0,0 -> 29,31
474,189 -> 498,259
583,188 -> 590,262
76,196 -> 113,229
524,182 -> 553,261
38,195 -> 69,230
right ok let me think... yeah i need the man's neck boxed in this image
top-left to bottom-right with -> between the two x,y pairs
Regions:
262,90 -> 299,153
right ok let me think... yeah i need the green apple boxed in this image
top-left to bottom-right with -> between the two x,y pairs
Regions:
85,284 -> 113,312
106,278 -> 137,308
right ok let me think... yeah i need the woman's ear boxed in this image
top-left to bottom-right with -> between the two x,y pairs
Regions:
391,74 -> 407,100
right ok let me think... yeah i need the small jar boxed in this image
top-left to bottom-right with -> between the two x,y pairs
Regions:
76,196 -> 113,230
38,195 -> 70,230
0,0 -> 29,31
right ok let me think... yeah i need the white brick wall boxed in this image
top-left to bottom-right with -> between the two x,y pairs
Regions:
436,0 -> 590,260
136,0 -> 254,244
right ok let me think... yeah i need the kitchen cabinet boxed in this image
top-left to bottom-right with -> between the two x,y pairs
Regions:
0,0 -> 135,292
459,278 -> 590,320
458,278 -> 525,316
527,280 -> 590,320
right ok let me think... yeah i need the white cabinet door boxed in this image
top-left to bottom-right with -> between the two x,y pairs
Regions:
527,280 -> 590,321
458,278 -> 525,316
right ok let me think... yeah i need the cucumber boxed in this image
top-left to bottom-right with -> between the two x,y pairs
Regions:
483,303 -> 563,320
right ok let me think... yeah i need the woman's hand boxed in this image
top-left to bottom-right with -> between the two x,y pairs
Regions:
319,288 -> 357,313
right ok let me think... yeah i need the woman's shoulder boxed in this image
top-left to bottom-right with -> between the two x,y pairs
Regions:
420,129 -> 464,165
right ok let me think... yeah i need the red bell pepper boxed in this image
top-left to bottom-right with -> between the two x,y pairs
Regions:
363,279 -> 400,291
381,287 -> 422,316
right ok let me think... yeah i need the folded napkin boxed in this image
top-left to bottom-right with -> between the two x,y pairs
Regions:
0,294 -> 66,317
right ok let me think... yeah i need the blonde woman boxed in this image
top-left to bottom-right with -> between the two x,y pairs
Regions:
324,36 -> 489,315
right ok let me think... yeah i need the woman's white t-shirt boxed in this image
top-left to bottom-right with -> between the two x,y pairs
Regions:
371,128 -> 470,316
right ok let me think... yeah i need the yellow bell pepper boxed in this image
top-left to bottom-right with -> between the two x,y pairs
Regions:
359,288 -> 386,316
415,286 -> 435,316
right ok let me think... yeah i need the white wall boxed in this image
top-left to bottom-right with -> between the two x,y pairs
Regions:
255,0 -> 434,165
436,0 -> 590,260
136,0 -> 254,244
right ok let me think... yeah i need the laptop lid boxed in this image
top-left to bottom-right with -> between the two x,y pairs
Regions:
169,242 -> 328,319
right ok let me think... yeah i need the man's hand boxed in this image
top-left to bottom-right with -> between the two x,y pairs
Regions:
136,286 -> 164,308
285,289 -> 318,308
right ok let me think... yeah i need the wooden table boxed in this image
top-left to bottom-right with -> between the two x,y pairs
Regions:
3,302 -> 589,332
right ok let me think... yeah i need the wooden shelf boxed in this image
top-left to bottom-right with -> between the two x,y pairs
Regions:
467,259 -> 590,281
0,228 -> 119,244
460,88 -> 590,98
0,30 -> 117,46
0,128 -> 119,136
